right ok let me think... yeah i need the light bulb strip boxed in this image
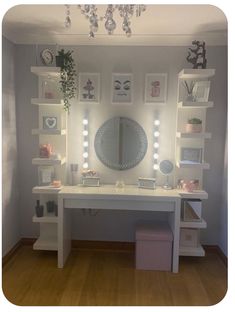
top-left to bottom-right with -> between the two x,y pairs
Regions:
153,117 -> 160,171
82,112 -> 89,169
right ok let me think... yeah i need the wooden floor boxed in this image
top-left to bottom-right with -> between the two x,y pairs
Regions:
2,245 -> 227,306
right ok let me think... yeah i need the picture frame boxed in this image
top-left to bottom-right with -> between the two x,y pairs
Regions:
38,166 -> 55,186
43,116 -> 58,130
138,177 -> 156,190
82,177 -> 100,187
180,148 -> 202,164
192,80 -> 211,102
79,73 -> 100,103
112,73 -> 133,104
145,73 -> 167,104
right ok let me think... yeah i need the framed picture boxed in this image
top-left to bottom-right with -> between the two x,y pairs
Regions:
145,73 -> 167,104
180,148 -> 202,164
192,80 -> 211,102
79,73 -> 100,103
43,116 -> 58,130
112,73 -> 133,104
38,166 -> 55,186
36,45 -> 56,67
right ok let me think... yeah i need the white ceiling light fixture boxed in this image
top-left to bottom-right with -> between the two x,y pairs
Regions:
65,4 -> 146,38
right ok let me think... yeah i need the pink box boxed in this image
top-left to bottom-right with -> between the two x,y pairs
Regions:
135,222 -> 173,271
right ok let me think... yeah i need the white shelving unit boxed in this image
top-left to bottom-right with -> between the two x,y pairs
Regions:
31,66 -> 67,251
175,68 -> 215,257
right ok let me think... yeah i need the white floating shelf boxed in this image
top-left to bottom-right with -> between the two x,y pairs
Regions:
32,129 -> 66,135
31,98 -> 64,106
33,215 -> 58,223
178,190 -> 208,199
179,245 -> 205,257
33,236 -> 58,251
180,218 -> 207,229
178,69 -> 215,79
32,186 -> 62,194
31,66 -> 61,78
177,101 -> 214,108
176,132 -> 211,139
176,162 -> 210,170
32,157 -> 66,165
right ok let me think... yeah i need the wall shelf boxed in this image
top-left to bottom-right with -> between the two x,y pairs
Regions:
176,132 -> 211,139
32,186 -> 62,194
33,236 -> 58,251
177,101 -> 214,108
31,98 -> 63,106
32,129 -> 67,135
32,157 -> 66,165
33,215 -> 58,223
178,69 -> 215,79
31,66 -> 61,78
179,245 -> 205,257
176,162 -> 210,170
180,218 -> 207,229
178,190 -> 208,199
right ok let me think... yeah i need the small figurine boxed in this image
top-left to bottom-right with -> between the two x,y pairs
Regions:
187,40 -> 207,69
82,169 -> 97,177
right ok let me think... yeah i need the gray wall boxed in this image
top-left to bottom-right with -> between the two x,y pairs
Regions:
2,36 -> 20,256
14,44 -> 227,247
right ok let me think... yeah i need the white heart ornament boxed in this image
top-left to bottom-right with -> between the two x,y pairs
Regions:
45,117 -> 57,129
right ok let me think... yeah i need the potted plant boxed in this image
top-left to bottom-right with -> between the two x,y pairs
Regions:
56,49 -> 77,112
186,118 -> 202,133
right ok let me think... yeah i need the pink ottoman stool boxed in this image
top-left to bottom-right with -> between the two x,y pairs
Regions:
135,222 -> 173,271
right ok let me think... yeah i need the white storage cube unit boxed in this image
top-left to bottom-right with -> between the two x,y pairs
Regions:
180,228 -> 199,247
182,200 -> 202,222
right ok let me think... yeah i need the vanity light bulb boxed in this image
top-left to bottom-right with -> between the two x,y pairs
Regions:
154,131 -> 160,137
154,120 -> 160,126
83,130 -> 88,136
83,119 -> 88,125
153,164 -> 159,170
83,141 -> 89,147
83,162 -> 88,169
153,153 -> 159,159
154,142 -> 159,148
83,152 -> 88,158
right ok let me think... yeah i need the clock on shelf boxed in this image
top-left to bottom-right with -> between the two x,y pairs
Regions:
40,48 -> 54,66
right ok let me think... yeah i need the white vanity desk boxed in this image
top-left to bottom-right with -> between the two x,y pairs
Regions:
57,185 -> 183,273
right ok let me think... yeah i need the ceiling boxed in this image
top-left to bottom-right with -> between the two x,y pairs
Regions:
2,4 -> 227,46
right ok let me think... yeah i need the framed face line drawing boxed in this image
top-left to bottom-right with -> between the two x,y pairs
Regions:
112,73 -> 133,105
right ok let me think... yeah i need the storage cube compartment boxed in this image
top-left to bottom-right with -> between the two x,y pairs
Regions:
182,200 -> 202,222
135,222 -> 173,271
180,228 -> 199,247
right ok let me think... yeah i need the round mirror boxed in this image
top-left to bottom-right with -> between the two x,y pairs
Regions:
159,160 -> 174,189
94,117 -> 148,170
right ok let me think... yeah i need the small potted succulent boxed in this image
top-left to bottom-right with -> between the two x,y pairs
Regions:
186,118 -> 202,133
56,49 -> 77,112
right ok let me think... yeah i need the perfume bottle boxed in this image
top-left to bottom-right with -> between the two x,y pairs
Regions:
35,200 -> 44,217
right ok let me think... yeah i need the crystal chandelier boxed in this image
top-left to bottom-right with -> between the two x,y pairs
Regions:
64,4 -> 146,38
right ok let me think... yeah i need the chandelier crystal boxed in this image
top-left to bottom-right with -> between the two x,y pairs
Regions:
65,4 -> 146,37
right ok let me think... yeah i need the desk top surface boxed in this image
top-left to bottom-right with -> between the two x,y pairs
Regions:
58,185 -> 208,200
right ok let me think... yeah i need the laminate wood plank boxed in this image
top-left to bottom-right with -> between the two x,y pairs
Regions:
2,246 -> 227,306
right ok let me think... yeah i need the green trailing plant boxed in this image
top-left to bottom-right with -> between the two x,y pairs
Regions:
188,118 -> 202,124
57,49 -> 77,112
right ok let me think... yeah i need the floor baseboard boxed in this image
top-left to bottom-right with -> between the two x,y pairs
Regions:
2,238 -> 227,268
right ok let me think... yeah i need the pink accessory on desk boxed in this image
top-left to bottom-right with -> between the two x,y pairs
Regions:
39,144 -> 52,158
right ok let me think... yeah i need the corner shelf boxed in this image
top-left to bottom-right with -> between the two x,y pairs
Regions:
176,132 -> 211,139
32,186 -> 62,194
178,69 -> 215,79
179,245 -> 205,257
33,215 -> 58,223
33,236 -> 58,251
180,218 -> 207,229
31,98 -> 63,106
32,157 -> 66,165
31,66 -> 61,78
177,101 -> 214,108
176,162 -> 210,169
32,129 -> 67,135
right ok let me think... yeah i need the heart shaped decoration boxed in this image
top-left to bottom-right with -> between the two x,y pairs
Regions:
44,117 -> 57,129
